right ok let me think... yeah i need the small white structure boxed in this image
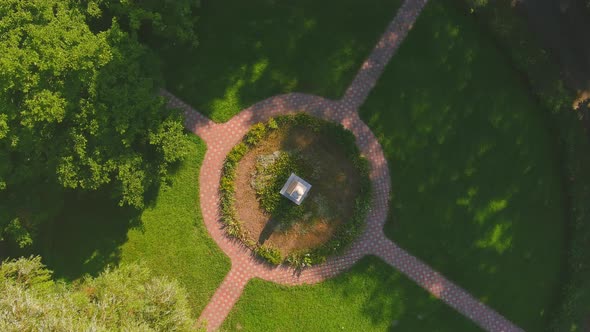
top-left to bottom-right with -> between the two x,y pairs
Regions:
280,173 -> 312,205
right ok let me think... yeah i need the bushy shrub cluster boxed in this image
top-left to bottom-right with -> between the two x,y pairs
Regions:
253,245 -> 282,266
219,142 -> 249,238
0,256 -> 199,331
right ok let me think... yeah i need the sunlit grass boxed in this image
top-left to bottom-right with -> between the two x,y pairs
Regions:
120,135 -> 231,315
223,256 -> 480,331
37,135 -> 231,316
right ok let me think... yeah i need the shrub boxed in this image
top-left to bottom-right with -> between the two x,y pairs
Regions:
226,142 -> 249,164
286,252 -> 313,268
245,123 -> 267,145
267,118 -> 278,130
254,245 -> 282,265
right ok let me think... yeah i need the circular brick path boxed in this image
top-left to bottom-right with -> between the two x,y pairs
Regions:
167,91 -> 390,284
162,0 -> 524,331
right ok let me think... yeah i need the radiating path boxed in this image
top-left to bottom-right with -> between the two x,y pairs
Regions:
342,0 -> 429,109
188,93 -> 388,302
372,235 -> 523,331
163,0 -> 524,330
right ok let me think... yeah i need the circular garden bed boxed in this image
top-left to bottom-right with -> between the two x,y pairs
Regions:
220,114 -> 371,268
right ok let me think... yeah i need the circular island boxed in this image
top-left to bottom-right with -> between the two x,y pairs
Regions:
219,114 -> 371,268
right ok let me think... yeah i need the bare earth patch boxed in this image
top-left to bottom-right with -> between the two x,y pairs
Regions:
234,125 -> 361,256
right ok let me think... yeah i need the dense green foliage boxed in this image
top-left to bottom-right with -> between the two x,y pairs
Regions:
0,256 -> 198,331
224,256 -> 480,331
253,245 -> 282,266
36,136 -> 230,316
452,0 -> 590,329
220,114 -> 371,267
0,0 -> 189,247
87,0 -> 200,45
360,2 -> 566,330
158,0 -> 403,122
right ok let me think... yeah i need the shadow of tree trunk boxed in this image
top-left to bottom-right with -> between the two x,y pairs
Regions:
258,218 -> 279,245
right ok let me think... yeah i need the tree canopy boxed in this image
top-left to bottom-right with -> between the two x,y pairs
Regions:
0,0 -> 190,247
0,256 -> 199,331
86,0 -> 201,45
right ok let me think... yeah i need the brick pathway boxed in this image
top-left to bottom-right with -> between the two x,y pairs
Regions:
163,0 -> 524,331
342,0 -> 428,109
371,235 -> 523,331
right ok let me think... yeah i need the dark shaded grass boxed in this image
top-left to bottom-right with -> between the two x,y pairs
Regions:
36,135 -> 231,316
359,2 -> 566,330
157,0 -> 402,122
223,256 -> 480,331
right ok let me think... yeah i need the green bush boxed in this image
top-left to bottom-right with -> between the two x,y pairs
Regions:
254,245 -> 282,265
286,251 -> 319,269
267,118 -> 279,130
226,142 -> 249,164
245,123 -> 267,145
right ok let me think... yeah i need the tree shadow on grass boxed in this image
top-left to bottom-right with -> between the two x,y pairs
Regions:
36,190 -> 141,281
153,0 -> 403,122
358,2 -> 566,331
332,256 -> 481,331
34,158 -> 190,281
224,256 -> 481,331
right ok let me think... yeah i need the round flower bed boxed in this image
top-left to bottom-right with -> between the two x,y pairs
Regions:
219,113 -> 371,268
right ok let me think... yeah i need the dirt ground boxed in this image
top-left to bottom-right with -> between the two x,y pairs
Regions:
234,125 -> 361,255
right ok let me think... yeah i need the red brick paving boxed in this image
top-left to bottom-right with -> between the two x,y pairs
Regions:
372,235 -> 523,332
162,0 -> 524,331
342,0 -> 429,110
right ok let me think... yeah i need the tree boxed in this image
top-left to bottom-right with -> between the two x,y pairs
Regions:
0,256 -> 199,331
86,0 -> 201,46
0,0 -> 189,246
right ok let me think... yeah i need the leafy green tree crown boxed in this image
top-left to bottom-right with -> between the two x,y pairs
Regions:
0,256 -> 199,331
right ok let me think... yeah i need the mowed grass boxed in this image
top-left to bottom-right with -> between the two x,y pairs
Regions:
223,256 -> 479,331
157,0 -> 402,122
38,135 -> 230,316
359,2 -> 566,331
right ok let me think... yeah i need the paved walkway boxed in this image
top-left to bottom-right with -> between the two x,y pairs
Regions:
163,0 -> 524,331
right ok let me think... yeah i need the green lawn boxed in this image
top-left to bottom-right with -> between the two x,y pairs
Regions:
26,1 -> 572,330
38,135 -> 231,316
223,256 -> 479,331
156,0 -> 402,122
359,2 -> 566,331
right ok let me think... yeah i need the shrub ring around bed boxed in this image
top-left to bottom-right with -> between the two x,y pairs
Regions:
219,113 -> 372,268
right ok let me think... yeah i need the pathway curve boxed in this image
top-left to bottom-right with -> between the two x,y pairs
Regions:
163,0 -> 524,331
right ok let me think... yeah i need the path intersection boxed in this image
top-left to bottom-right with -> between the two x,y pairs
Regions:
163,1 -> 523,330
